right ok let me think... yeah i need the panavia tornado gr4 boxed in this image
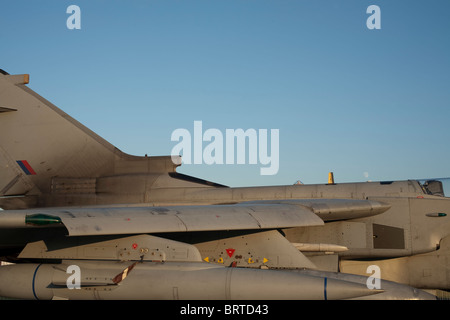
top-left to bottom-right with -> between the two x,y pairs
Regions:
0,70 -> 445,300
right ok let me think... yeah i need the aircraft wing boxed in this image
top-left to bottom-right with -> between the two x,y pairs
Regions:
0,202 -> 325,236
0,199 -> 390,236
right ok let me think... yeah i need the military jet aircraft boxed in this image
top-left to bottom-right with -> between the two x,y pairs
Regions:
0,70 -> 444,300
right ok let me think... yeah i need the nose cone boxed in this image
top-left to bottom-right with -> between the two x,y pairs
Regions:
292,269 -> 436,300
228,268 -> 383,300
323,276 -> 384,300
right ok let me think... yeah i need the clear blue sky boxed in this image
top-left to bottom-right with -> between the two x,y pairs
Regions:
1,0 -> 449,187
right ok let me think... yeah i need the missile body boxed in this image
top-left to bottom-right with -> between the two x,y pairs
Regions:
0,260 -> 382,300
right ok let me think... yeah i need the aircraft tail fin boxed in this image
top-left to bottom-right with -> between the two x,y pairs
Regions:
0,70 -> 185,209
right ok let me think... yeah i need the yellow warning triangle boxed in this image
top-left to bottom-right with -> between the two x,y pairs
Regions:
204,257 -> 209,262
263,258 -> 268,264
218,257 -> 224,264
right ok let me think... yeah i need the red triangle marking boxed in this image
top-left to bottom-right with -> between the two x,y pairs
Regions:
226,248 -> 235,258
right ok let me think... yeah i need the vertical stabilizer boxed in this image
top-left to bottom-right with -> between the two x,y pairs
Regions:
0,70 -> 201,209
0,72 -> 121,200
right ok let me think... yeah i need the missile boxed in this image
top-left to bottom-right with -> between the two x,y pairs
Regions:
0,260 -> 383,300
